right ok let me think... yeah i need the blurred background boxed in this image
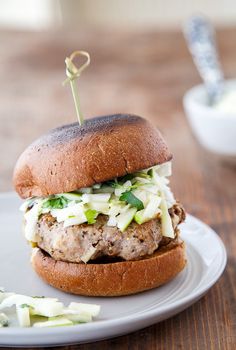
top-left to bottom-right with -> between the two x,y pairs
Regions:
1,0 -> 236,30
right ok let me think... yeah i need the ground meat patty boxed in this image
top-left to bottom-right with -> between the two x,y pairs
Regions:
36,203 -> 185,263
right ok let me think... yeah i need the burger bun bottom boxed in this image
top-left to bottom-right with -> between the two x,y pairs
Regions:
31,240 -> 186,297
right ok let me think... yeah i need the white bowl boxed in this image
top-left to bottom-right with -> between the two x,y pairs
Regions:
183,80 -> 236,156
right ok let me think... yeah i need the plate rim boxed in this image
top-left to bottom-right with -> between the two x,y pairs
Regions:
0,192 -> 227,343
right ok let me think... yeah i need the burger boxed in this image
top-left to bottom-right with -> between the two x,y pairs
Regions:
13,114 -> 186,296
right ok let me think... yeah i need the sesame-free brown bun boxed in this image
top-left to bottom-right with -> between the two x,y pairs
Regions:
13,114 -> 172,199
31,240 -> 186,297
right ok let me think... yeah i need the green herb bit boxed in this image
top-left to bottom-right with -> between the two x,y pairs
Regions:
20,304 -> 32,309
119,191 -> 144,210
104,180 -> 119,188
118,174 -> 134,183
42,197 -> 68,209
147,168 -> 155,177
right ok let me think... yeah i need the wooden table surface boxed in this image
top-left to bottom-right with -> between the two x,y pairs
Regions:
0,28 -> 235,350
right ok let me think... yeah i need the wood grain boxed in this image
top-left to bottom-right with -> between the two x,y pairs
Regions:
0,27 -> 235,350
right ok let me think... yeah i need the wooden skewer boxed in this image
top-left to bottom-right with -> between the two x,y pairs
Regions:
63,50 -> 90,125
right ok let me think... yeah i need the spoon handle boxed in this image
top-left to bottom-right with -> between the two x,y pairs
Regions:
184,15 -> 224,104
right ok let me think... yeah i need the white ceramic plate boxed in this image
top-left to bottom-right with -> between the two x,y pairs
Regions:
0,192 -> 227,347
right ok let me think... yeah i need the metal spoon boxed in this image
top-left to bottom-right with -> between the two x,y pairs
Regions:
183,15 -> 224,105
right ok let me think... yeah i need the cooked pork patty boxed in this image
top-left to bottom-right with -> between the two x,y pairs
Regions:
36,203 -> 185,263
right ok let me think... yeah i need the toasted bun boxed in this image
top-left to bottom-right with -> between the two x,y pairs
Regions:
13,114 -> 172,199
31,241 -> 186,297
